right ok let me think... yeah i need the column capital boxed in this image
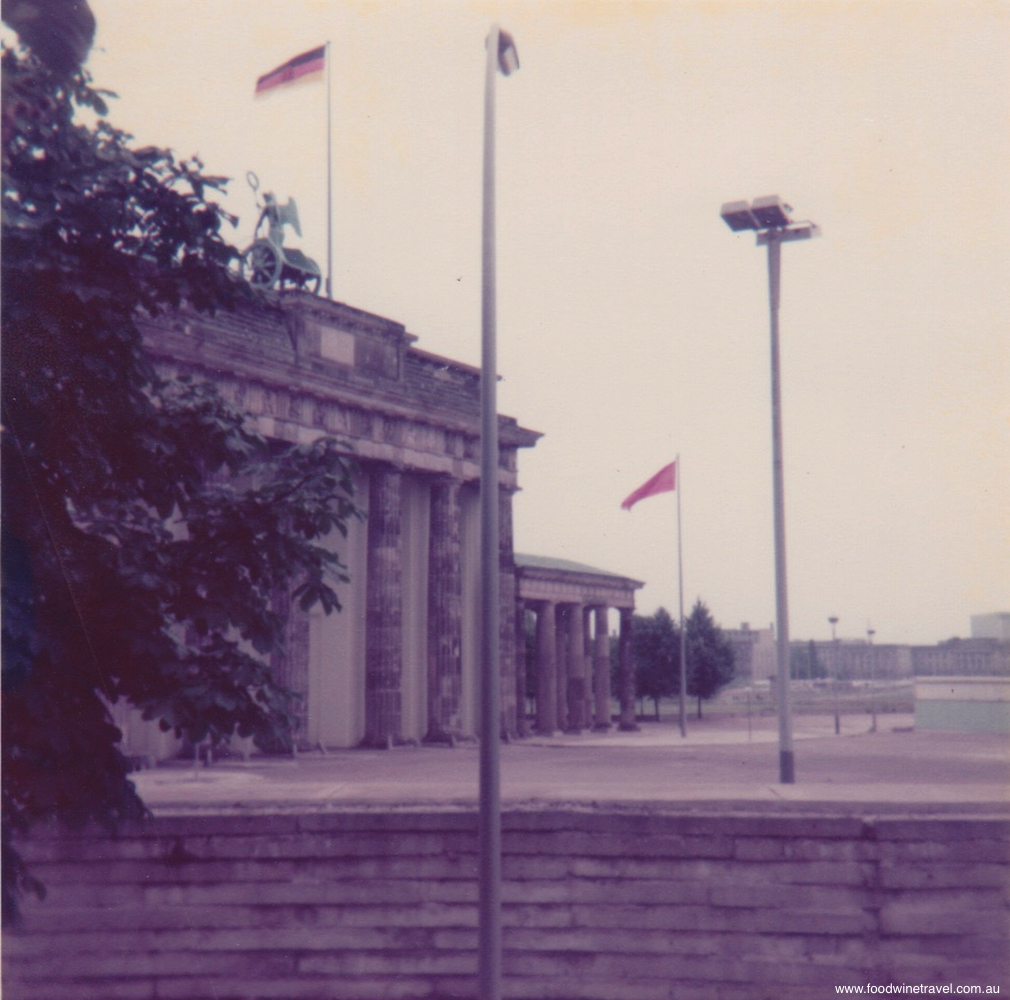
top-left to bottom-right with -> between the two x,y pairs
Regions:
424,470 -> 464,487
363,457 -> 407,475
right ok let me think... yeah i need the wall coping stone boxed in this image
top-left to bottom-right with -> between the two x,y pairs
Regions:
17,804 -> 1010,845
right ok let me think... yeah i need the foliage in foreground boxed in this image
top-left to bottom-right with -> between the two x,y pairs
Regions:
1,45 -> 362,920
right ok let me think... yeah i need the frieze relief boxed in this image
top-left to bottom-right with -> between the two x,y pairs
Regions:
145,295 -> 536,485
159,360 -> 499,474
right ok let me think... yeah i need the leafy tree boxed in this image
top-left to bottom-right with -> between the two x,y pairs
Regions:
685,600 -> 735,719
631,607 -> 680,720
1,40 -> 362,921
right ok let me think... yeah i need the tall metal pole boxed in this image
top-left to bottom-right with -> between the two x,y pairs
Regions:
325,39 -> 333,299
868,627 -> 877,733
479,24 -> 503,1000
829,615 -> 840,734
767,232 -> 795,784
722,197 -> 816,783
676,454 -> 687,738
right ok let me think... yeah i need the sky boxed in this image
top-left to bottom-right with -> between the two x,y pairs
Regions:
42,0 -> 1010,646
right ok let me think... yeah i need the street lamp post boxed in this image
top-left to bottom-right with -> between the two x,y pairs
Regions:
829,615 -> 840,734
721,196 -> 819,785
479,24 -> 518,1000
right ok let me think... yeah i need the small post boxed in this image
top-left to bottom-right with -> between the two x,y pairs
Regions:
868,627 -> 877,733
830,616 -> 841,735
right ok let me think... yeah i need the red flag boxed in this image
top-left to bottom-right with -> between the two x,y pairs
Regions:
621,461 -> 676,510
255,45 -> 326,94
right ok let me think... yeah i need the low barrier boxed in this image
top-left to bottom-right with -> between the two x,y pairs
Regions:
5,807 -> 1008,999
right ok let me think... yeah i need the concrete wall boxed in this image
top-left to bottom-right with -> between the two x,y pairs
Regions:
916,676 -> 1010,733
5,809 -> 1008,1000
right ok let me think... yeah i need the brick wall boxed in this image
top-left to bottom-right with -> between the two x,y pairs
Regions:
5,809 -> 1008,1000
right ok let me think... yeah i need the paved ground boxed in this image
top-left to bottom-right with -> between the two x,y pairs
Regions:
134,713 -> 1010,814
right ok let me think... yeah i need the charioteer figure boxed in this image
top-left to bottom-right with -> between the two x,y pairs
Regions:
240,173 -> 322,294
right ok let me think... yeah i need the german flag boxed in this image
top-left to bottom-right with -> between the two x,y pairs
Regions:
255,45 -> 325,94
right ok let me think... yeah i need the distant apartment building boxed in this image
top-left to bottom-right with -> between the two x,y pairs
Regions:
725,627 -> 913,683
726,624 -> 1010,683
971,613 -> 1010,641
795,637 -> 1009,680
814,641 -> 913,681
911,637 -> 1010,677
724,624 -> 777,681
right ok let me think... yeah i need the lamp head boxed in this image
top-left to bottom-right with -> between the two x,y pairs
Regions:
720,201 -> 760,231
497,29 -> 520,75
750,195 -> 793,229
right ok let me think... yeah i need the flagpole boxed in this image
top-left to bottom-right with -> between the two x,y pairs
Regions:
325,40 -> 333,299
676,454 -> 687,738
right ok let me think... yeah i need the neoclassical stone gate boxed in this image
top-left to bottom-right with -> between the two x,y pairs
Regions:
515,554 -> 643,736
131,291 -> 541,751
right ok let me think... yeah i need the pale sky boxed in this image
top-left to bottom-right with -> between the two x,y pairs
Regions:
50,1 -> 1009,646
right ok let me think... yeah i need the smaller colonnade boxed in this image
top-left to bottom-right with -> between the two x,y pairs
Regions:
515,554 -> 643,735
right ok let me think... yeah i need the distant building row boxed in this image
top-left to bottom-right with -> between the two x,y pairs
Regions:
725,623 -> 1010,682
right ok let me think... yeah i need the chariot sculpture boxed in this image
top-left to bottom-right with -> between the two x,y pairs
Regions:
240,172 -> 322,294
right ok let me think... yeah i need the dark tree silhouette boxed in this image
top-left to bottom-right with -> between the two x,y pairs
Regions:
1,39 -> 362,921
685,600 -> 736,719
631,607 -> 680,720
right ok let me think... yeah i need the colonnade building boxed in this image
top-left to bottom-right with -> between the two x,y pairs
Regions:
516,555 -> 642,735
129,292 -> 641,755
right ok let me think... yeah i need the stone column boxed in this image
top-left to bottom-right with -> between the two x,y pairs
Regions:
555,607 -> 568,732
535,601 -> 557,735
498,487 -> 518,738
592,606 -> 612,731
425,477 -> 462,744
364,465 -> 403,747
270,586 -> 311,748
515,600 -> 529,738
618,607 -> 638,731
566,602 -> 587,732
583,608 -> 594,727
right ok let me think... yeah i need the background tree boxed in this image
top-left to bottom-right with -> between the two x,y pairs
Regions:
1,38 -> 362,920
631,607 -> 680,720
685,600 -> 735,718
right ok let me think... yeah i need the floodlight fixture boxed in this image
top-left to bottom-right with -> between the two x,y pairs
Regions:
751,194 -> 794,229
497,29 -> 519,75
720,200 -> 760,232
720,192 -> 820,786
